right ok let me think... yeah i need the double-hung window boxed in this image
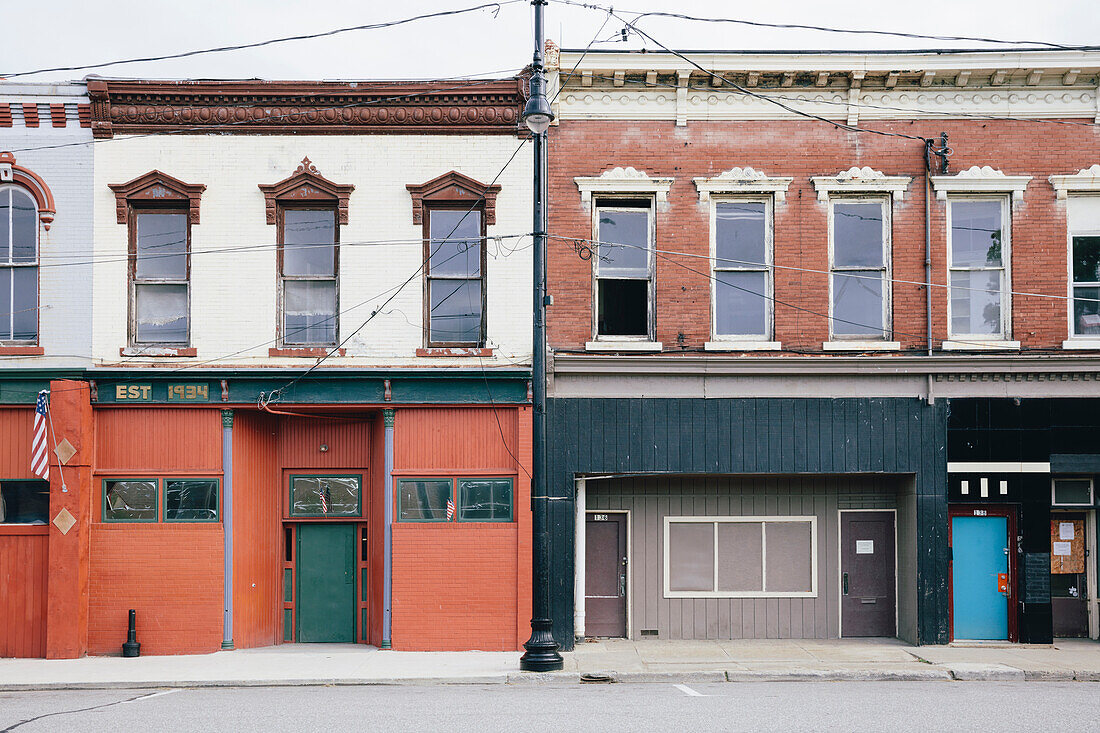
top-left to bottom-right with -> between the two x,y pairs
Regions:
131,209 -> 189,345
0,185 -> 38,343
425,207 -> 484,347
829,199 -> 890,340
595,199 -> 653,339
948,198 -> 1009,340
280,207 -> 337,346
1068,197 -> 1100,338
712,199 -> 771,340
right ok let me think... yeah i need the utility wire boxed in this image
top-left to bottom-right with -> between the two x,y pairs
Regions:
1,3 -> 524,79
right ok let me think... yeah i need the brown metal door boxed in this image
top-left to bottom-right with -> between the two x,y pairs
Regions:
586,513 -> 627,637
841,511 -> 896,637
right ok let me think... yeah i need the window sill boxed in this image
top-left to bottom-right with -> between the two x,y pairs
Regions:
416,347 -> 494,357
269,347 -> 346,357
0,346 -> 44,355
120,346 -> 197,357
941,339 -> 1020,351
585,341 -> 663,352
704,341 -> 782,351
1062,339 -> 1100,350
822,340 -> 901,352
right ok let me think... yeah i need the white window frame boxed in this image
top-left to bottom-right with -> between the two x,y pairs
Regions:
589,197 -> 657,346
130,208 -> 191,348
826,196 -> 892,343
945,194 -> 1012,343
708,196 -> 775,346
1052,477 -> 1095,507
663,515 -> 818,599
1065,195 -> 1100,345
0,184 -> 39,345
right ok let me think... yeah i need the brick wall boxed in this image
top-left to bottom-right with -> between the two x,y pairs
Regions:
548,118 -> 1100,351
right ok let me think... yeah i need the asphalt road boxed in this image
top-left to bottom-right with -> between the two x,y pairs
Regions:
0,681 -> 1096,732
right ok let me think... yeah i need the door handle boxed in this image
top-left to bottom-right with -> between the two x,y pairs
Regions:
843,572 -> 849,595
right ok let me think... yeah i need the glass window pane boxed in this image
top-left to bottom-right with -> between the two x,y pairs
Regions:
1072,236 -> 1100,284
399,479 -> 451,521
832,272 -> 884,336
429,210 -> 482,277
668,522 -> 715,592
715,271 -> 767,336
135,213 -> 187,279
12,266 -> 37,341
0,269 -> 10,340
165,479 -> 219,521
104,480 -> 157,521
1053,479 -> 1092,505
11,188 -> 37,263
597,209 -> 650,277
597,278 -> 648,336
950,270 -> 1003,335
0,189 -> 9,261
290,476 -> 360,517
135,283 -> 188,343
459,478 -> 513,521
0,480 -> 49,524
951,201 -> 1003,267
283,209 -> 335,276
1073,286 -> 1100,336
715,202 -> 765,266
833,202 -> 884,267
429,279 -> 481,343
284,280 -> 336,344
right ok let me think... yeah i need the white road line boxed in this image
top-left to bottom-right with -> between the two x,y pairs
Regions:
673,684 -> 707,697
120,689 -> 181,704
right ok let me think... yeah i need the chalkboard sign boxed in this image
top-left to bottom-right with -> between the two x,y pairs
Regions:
1024,553 -> 1051,604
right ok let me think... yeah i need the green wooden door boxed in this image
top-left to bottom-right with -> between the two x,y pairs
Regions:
296,523 -> 356,642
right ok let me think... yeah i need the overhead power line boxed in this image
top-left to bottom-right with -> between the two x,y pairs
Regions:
1,3 -> 523,79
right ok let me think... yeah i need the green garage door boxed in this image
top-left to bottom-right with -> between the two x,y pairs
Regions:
297,523 -> 356,642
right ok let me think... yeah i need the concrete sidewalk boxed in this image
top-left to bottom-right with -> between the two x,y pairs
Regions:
1,639 -> 1098,690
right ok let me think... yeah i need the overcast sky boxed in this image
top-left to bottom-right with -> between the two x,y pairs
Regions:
3,0 -> 1097,84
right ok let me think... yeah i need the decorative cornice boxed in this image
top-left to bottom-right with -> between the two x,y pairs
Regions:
406,170 -> 501,225
108,170 -> 206,224
382,408 -> 395,427
221,409 -> 234,428
811,166 -> 912,201
0,151 -> 56,230
694,167 -> 793,203
1049,164 -> 1100,199
574,166 -> 675,207
931,165 -> 1032,201
86,78 -> 525,138
258,158 -> 354,225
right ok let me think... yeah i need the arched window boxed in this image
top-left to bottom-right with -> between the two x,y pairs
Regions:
0,184 -> 39,343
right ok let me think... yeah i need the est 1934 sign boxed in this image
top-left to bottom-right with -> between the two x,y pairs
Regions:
112,383 -> 210,402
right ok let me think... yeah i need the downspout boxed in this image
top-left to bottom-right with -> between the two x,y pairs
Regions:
381,408 -> 395,649
221,409 -> 234,650
924,141 -> 934,357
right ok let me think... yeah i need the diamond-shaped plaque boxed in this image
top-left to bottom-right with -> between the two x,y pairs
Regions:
54,438 -> 77,465
53,508 -> 76,535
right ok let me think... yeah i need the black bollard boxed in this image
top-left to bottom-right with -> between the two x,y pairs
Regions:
122,609 -> 141,657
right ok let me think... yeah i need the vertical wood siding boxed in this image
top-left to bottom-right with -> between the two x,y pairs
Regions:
276,417 -> 371,470
95,408 -> 222,473
0,408 -> 39,479
0,531 -> 48,657
547,397 -> 948,648
395,407 -> 518,471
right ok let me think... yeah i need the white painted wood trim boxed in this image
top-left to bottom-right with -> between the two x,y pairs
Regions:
811,168 -> 911,202
574,478 -> 586,640
1049,166 -> 1100,199
1062,339 -> 1100,350
574,167 -> 674,208
947,461 -> 1051,473
694,169 -> 793,203
704,340 -> 782,351
932,166 -> 1032,201
941,340 -> 1021,351
822,341 -> 902,351
585,341 -> 663,352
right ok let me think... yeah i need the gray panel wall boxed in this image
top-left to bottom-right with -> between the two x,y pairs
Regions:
546,397 -> 949,649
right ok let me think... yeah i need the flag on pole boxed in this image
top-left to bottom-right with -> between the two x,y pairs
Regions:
319,486 -> 329,514
32,390 -> 50,481
446,496 -> 456,521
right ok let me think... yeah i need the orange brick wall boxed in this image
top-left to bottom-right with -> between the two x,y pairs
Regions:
88,524 -> 224,655
549,118 -> 1100,351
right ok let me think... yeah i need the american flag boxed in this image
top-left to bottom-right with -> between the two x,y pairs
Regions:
319,486 -> 329,514
31,390 -> 49,481
446,496 -> 456,521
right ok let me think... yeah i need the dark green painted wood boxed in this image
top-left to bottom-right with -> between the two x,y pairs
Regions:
283,568 -> 293,603
297,523 -> 356,643
283,609 -> 293,642
546,397 -> 949,650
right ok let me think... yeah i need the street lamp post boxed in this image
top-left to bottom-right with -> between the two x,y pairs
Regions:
519,0 -> 563,673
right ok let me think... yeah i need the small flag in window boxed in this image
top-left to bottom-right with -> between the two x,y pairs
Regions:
446,496 -> 456,521
31,391 -> 49,481
319,487 -> 329,514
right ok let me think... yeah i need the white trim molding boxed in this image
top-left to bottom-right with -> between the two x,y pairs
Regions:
585,340 -> 663,352
932,165 -> 1032,202
1062,339 -> 1100,350
810,167 -> 911,202
694,167 -> 793,203
941,339 -> 1021,351
1050,164 -> 1100,199
574,166 -> 674,208
823,340 -> 901,352
948,461 -> 1051,473
704,340 -> 782,351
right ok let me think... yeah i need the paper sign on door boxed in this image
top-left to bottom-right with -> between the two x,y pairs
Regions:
1053,541 -> 1072,556
855,540 -> 874,554
1059,522 -> 1075,540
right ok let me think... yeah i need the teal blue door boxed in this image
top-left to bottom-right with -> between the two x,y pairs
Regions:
951,516 -> 1009,640
297,523 -> 356,643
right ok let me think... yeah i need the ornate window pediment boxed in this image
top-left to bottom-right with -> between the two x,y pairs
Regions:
931,165 -> 1031,202
0,151 -> 57,230
574,166 -> 674,207
694,167 -> 793,203
1050,165 -> 1100,199
259,158 -> 354,225
108,169 -> 206,224
406,170 -> 501,225
811,167 -> 911,202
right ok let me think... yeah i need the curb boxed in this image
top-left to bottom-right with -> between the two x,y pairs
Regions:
725,668 -> 952,682
0,676 -> 511,692
944,664 -> 1025,682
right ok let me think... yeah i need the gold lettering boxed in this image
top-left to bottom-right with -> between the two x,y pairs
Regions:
116,385 -> 127,400
140,385 -> 152,400
197,385 -> 208,399
127,385 -> 140,399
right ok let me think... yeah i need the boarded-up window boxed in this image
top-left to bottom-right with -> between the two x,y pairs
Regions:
665,516 -> 817,598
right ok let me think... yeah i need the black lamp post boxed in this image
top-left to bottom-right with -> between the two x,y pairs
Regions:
519,0 -> 563,673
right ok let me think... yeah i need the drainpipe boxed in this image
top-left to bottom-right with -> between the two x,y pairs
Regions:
381,408 -> 395,649
924,142 -> 934,357
221,409 -> 234,650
